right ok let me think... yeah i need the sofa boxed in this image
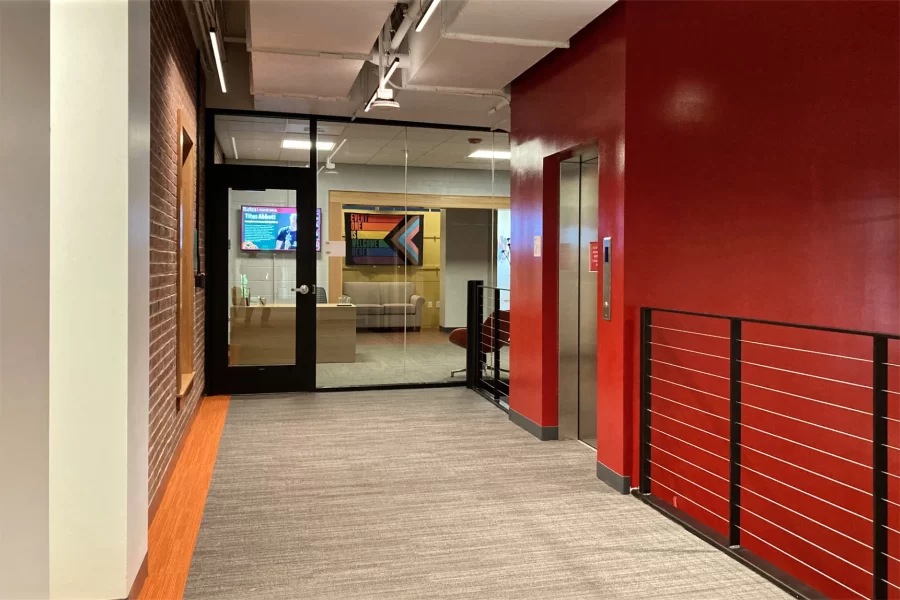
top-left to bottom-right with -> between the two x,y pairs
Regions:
342,282 -> 425,330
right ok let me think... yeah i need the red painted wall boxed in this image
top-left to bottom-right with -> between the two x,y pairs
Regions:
509,1 -> 899,597
509,2 -> 626,433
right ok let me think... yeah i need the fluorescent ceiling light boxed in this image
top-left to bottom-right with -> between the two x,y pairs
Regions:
209,29 -> 226,93
415,0 -> 441,32
230,136 -> 238,160
281,140 -> 335,150
468,150 -> 511,159
382,59 -> 400,86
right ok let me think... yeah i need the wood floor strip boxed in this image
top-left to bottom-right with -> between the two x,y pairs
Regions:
139,395 -> 230,600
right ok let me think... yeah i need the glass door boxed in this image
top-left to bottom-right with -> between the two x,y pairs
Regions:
208,164 -> 317,394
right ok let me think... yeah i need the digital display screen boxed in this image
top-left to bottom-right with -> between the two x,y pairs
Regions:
240,206 -> 321,252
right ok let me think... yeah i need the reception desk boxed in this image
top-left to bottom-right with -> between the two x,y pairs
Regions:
229,303 -> 356,366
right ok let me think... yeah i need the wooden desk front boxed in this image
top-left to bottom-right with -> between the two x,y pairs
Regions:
229,303 -> 357,366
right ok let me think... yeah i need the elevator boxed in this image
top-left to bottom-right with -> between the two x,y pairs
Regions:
558,153 -> 599,448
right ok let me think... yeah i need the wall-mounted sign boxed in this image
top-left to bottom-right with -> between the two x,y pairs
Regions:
344,212 -> 423,266
589,241 -> 599,273
533,235 -> 542,257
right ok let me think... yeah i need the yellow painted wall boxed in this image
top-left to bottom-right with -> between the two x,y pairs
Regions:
342,209 -> 441,328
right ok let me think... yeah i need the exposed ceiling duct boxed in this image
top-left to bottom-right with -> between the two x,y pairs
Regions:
205,0 -> 618,128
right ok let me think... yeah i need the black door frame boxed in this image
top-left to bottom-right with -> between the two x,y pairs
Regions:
205,116 -> 319,395
205,108 -> 501,395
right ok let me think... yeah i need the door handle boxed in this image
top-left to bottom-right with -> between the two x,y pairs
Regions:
298,285 -> 310,295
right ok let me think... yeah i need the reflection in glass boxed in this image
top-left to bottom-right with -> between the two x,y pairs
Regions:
227,188 -> 298,367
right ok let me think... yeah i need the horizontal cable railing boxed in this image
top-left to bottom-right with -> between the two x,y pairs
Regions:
638,307 -> 899,600
465,280 -> 510,410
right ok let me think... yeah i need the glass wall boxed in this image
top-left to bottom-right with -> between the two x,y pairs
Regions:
314,123 -> 509,388
214,114 -> 508,389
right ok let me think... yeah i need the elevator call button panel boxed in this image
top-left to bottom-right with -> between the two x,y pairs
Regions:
602,237 -> 611,321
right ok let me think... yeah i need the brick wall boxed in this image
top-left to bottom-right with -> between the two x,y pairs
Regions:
149,0 -> 206,507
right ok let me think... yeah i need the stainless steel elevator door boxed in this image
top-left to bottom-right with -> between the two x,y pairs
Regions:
558,161 -> 581,442
578,158 -> 599,448
557,155 -> 599,449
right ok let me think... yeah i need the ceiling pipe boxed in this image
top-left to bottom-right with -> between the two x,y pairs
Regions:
254,91 -> 352,102
441,31 -> 569,49
390,81 -> 509,102
390,2 -> 418,51
248,46 -> 372,61
487,97 -> 510,115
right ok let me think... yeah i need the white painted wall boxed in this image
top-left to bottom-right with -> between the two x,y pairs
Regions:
496,208 -> 511,309
440,209 -> 496,329
127,0 -> 151,589
49,0 -> 149,597
0,2 -> 51,597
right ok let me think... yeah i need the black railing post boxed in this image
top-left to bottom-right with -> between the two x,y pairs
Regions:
493,287 -> 501,399
465,280 -> 482,388
475,282 -> 484,389
729,319 -> 742,548
873,335 -> 888,600
639,308 -> 652,493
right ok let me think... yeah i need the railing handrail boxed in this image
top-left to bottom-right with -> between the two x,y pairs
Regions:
643,306 -> 899,340
479,284 -> 510,293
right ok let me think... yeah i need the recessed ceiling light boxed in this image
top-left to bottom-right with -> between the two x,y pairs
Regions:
468,150 -> 511,159
230,136 -> 238,160
415,0 -> 442,32
281,140 -> 335,150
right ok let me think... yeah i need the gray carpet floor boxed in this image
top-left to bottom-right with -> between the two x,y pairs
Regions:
315,342 -> 465,387
184,388 -> 789,600
315,342 -> 509,388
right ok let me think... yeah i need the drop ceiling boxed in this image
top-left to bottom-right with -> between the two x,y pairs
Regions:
216,116 -> 510,170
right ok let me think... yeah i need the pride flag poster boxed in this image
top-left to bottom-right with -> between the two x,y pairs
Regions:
344,212 -> 423,266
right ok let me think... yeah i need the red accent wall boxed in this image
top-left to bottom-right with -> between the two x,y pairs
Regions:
509,2 -> 626,435
509,1 -> 899,597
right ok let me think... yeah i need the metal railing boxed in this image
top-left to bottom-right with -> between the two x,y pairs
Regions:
638,307 -> 900,599
466,280 -> 510,410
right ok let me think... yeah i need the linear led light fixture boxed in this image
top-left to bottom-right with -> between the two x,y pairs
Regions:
415,0 -> 442,32
469,150 -> 511,159
281,140 -> 335,150
382,59 -> 400,86
209,29 -> 226,93
231,136 -> 238,159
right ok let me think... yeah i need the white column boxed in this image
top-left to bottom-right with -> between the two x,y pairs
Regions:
0,2 -> 51,598
48,0 -> 150,597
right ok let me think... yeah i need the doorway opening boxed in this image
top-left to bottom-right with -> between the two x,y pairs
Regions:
557,152 -> 599,448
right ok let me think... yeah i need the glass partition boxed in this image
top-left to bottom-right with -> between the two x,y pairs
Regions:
314,123 -> 509,388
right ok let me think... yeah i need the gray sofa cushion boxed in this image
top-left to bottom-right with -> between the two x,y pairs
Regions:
354,304 -> 384,315
383,303 -> 416,315
343,282 -> 381,305
379,282 -> 415,305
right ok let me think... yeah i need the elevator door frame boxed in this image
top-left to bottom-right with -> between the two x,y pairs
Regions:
557,150 -> 599,448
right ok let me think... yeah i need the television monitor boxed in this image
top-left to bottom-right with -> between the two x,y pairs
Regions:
241,206 -> 321,252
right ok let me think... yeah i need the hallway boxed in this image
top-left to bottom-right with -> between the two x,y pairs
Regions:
181,388 -> 788,599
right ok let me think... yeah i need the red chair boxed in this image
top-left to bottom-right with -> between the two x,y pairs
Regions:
449,310 -> 510,377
